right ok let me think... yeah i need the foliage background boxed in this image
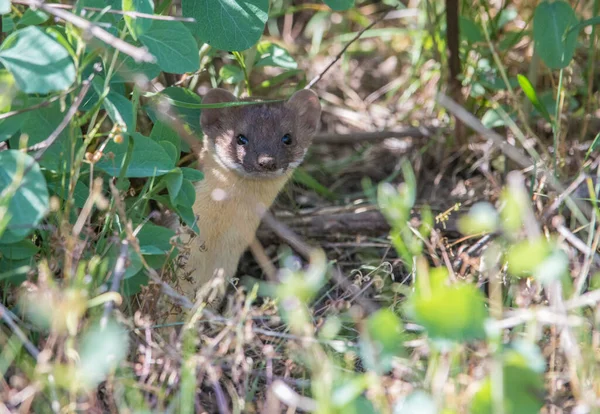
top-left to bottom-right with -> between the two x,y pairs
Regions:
0,0 -> 600,413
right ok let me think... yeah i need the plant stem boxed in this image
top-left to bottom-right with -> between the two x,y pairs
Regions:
553,68 -> 564,178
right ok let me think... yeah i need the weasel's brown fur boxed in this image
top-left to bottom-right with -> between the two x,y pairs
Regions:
176,88 -> 321,306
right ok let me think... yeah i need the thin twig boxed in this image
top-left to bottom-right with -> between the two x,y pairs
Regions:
248,238 -> 277,282
13,0 -> 155,63
259,210 -> 314,260
305,9 -> 390,89
437,93 -> 591,223
30,73 -> 95,159
101,240 -> 130,327
43,3 -> 196,22
0,84 -> 81,121
0,303 -> 40,359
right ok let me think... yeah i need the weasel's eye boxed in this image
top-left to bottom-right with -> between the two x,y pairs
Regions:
237,134 -> 249,146
281,134 -> 292,145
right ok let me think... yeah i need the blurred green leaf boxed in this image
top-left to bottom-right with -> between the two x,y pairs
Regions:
139,21 -> 199,74
517,74 -> 551,123
506,239 -> 551,278
359,309 -> 405,374
458,202 -> 499,235
459,17 -> 484,43
123,0 -> 154,40
471,348 -> 544,414
394,391 -> 437,414
255,42 -> 298,69
182,0 -> 269,51
507,239 -> 567,285
0,239 -> 39,260
0,26 -> 76,94
533,1 -> 578,69
0,150 -> 49,243
0,0 -> 9,15
324,0 -> 355,11
407,268 -> 488,342
16,9 -> 49,27
219,64 -> 245,84
77,320 -> 129,389
332,375 -> 372,408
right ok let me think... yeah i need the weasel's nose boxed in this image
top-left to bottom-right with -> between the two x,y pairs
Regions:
257,154 -> 277,171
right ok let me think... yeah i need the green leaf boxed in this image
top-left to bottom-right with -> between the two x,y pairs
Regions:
517,74 -> 551,123
150,120 -> 182,153
394,391 -> 437,414
175,205 -> 198,233
112,54 -> 161,83
459,17 -> 484,43
16,9 -> 49,27
533,1 -> 578,69
324,0 -> 355,11
164,168 -> 183,204
137,223 -> 176,255
0,150 -> 49,242
93,78 -> 135,132
175,179 -> 196,208
255,42 -> 298,69
14,100 -> 82,172
458,202 -> 499,235
139,21 -> 199,74
181,167 -> 204,182
0,239 -> 39,260
123,0 -> 154,40
0,0 -> 10,15
96,133 -> 175,177
0,26 -> 76,94
151,86 -> 203,136
359,309 -> 405,374
78,320 -> 129,389
159,141 -> 178,164
2,15 -> 14,32
219,64 -> 245,85
406,268 -> 488,342
182,0 -> 268,51
471,349 -> 544,414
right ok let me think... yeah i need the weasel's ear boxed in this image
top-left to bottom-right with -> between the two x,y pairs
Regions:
285,89 -> 321,135
200,88 -> 237,134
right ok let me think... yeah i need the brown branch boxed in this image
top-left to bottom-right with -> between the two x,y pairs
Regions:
314,126 -> 439,144
445,0 -> 465,145
13,0 -> 155,63
257,206 -> 459,245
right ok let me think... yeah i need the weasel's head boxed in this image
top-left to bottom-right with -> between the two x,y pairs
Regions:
200,88 -> 321,179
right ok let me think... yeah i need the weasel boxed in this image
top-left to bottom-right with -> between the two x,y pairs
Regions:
174,88 -> 322,307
